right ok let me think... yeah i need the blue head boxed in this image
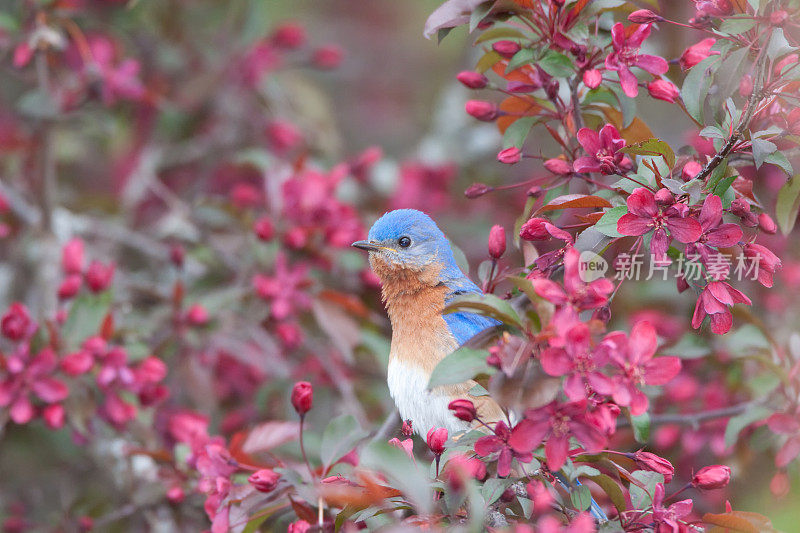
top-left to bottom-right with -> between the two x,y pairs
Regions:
353,209 -> 467,286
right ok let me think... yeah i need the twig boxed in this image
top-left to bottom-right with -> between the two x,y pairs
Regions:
695,52 -> 768,182
617,401 -> 756,430
369,411 -> 400,444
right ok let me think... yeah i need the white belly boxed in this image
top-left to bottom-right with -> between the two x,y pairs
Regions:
387,359 -> 470,438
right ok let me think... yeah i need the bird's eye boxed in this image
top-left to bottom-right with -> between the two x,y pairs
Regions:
398,236 -> 411,248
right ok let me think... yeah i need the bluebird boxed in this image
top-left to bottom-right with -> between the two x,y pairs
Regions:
353,209 -> 607,522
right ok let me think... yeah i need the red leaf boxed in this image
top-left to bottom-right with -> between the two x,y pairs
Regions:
539,194 -> 612,212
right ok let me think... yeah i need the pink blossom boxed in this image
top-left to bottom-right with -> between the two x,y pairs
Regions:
582,69 -> 602,89
426,427 -> 448,455
474,421 -> 534,477
62,238 -> 85,275
617,187 -> 703,261
685,194 -> 743,271
0,348 -> 69,425
509,400 -> 607,470
85,261 -> 115,292
530,248 -> 614,313
691,281 -> 752,334
605,23 -> 668,97
652,483 -> 692,531
647,79 -> 679,103
742,243 -> 781,288
270,22 -> 306,49
1,302 -> 33,341
539,322 -> 614,401
573,124 -> 629,175
265,120 -> 303,152
601,321 -> 682,415
253,254 -> 312,320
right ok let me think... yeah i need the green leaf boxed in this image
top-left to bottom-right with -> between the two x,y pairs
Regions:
62,292 -> 113,351
618,138 -> 676,168
503,116 -> 536,149
437,27 -> 453,44
588,474 -> 627,515
570,484 -> 592,511
763,151 -> 793,176
751,138 -> 777,168
469,2 -> 493,33
360,441 -> 433,514
475,50 -> 502,73
682,55 -> 720,123
630,411 -> 650,443
443,293 -> 522,328
724,406 -> 771,448
712,174 -> 736,198
428,347 -> 492,388
630,471 -> 663,509
474,27 -> 526,44
776,175 -> 800,234
320,414 -> 368,469
506,47 -> 535,73
766,28 -> 794,60
593,206 -> 627,238
718,17 -> 756,35
482,478 -> 513,506
538,50 -> 574,78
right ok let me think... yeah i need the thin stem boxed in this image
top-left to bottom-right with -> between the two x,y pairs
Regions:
298,415 -> 315,481
617,401 -> 757,429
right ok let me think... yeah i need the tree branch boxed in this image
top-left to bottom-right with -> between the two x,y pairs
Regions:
617,402 -> 757,430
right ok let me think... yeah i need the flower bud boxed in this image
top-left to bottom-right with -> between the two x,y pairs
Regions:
166,485 -> 185,503
695,0 -> 733,16
248,468 -> 281,492
312,45 -> 343,69
680,38 -> 719,70
43,404 -> 65,429
632,450 -> 674,483
497,147 -> 522,164
519,217 -> 550,241
465,183 -> 493,199
628,9 -> 663,23
426,427 -> 448,455
271,22 -> 306,49
58,274 -> 83,299
526,185 -> 544,197
647,79 -> 679,103
544,158 -> 571,175
545,79 -> 560,100
758,213 -> 777,234
456,71 -> 489,89
738,74 -> 753,97
729,197 -> 751,217
692,465 -> 731,490
253,216 -> 275,241
402,419 -> 413,436
465,100 -> 498,121
85,261 -> 115,293
654,188 -> 674,206
169,244 -> 185,268
583,69 -> 602,89
448,399 -> 478,422
61,350 -> 94,376
265,120 -> 303,152
287,520 -> 311,533
487,225 -> 506,259
492,40 -> 521,58
62,238 -> 84,275
770,10 -> 788,25
185,304 -> 209,326
291,381 -> 313,415
1,302 -> 31,341
681,160 -> 703,181
743,243 -> 781,274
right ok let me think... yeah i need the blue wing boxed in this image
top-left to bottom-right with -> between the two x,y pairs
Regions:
441,275 -> 501,346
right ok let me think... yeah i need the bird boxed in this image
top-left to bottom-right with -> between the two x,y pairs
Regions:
352,208 -> 607,522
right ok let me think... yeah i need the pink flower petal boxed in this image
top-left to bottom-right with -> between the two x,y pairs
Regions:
540,347 -> 572,377
776,435 -> 800,468
709,310 -> 733,334
643,356 -> 682,385
627,188 -> 659,218
508,419 -> 549,453
666,216 -> 702,243
577,128 -> 602,155
573,157 -> 601,173
545,434 -> 569,470
617,214 -> 654,236
699,194 -> 723,230
474,435 -> 503,456
705,224 -> 743,247
532,279 -> 568,305
618,66 -> 640,97
629,320 -> 657,362
636,54 -> 669,75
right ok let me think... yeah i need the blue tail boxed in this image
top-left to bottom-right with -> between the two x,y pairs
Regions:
553,472 -> 608,523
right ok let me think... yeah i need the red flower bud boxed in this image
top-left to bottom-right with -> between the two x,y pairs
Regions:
291,381 -> 313,415
681,160 -> 703,181
288,520 -> 311,533
695,0 -> 733,16
248,468 -> 281,492
729,197 -> 751,217
185,304 -> 209,326
465,183 -> 493,199
312,45 -> 343,69
692,465 -> 731,490
758,213 -> 777,234
62,238 -> 84,275
497,147 -> 522,164
647,79 -> 679,103
632,450 -> 674,483
169,244 -> 185,268
526,185 -> 544,197
426,427 -> 448,455
166,485 -> 185,503
544,158 -> 572,175
61,350 -> 94,376
465,100 -> 498,121
654,188 -> 674,206
265,120 -> 303,152
271,22 -> 306,49
85,261 -> 115,293
253,217 -> 274,240
456,71 -> 488,89
770,10 -> 788,25
680,38 -> 719,70
58,274 -> 83,300
448,399 -> 478,422
1,302 -> 31,341
583,69 -> 602,89
492,40 -> 521,58
628,9 -> 663,23
402,419 -> 413,436
487,225 -> 506,259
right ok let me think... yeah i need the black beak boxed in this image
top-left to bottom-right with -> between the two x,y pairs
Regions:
351,240 -> 389,252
